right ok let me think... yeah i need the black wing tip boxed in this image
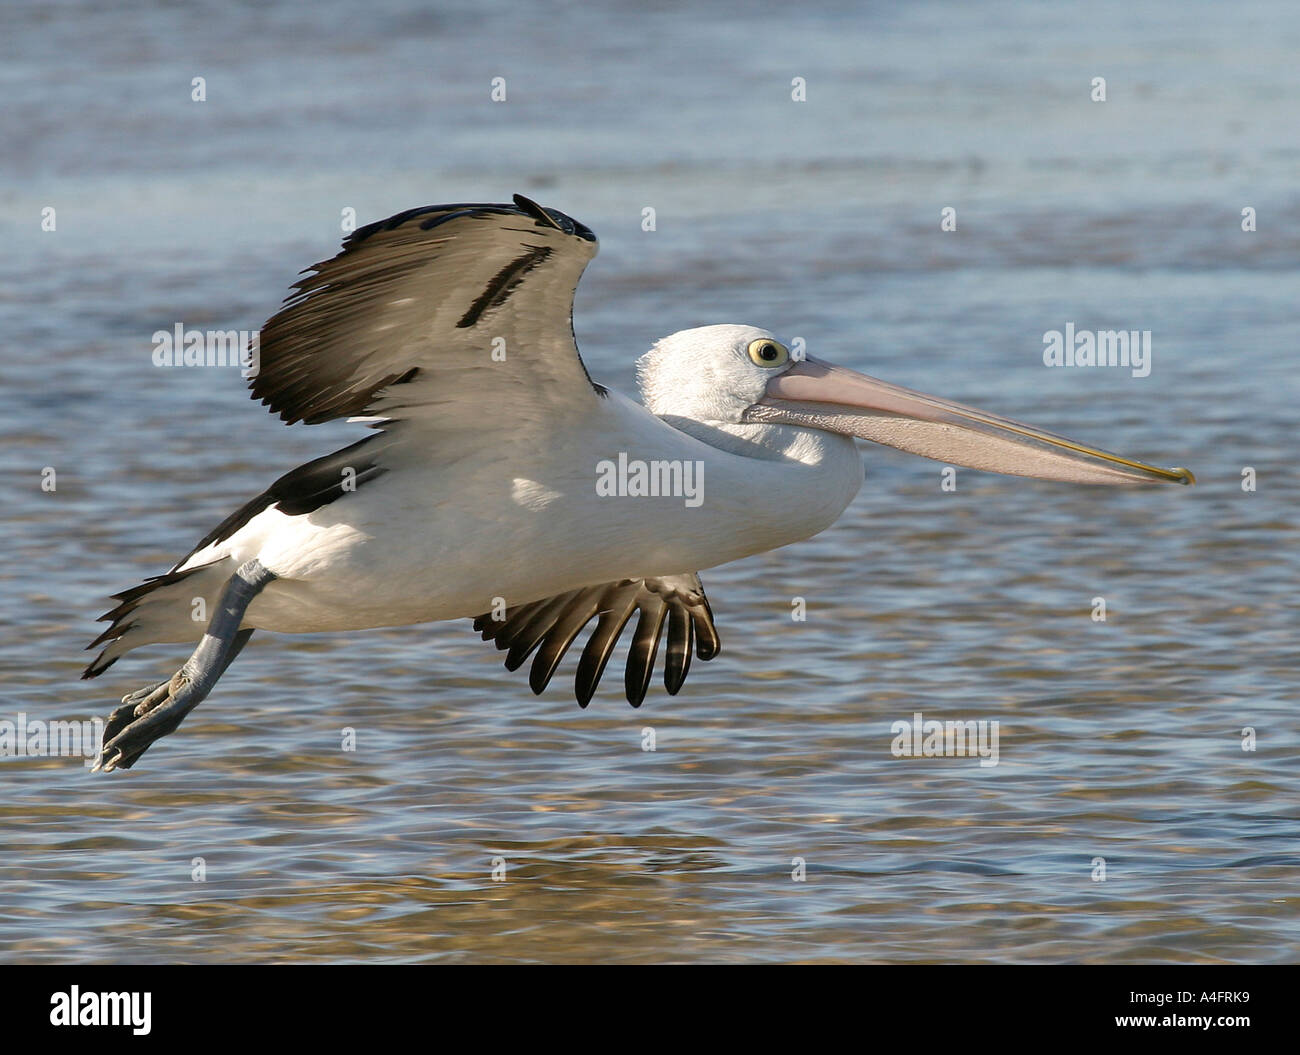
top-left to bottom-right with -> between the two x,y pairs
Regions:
511,194 -> 597,243
343,197 -> 597,251
473,576 -> 719,708
80,653 -> 117,680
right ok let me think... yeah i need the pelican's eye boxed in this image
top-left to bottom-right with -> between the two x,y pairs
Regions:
747,339 -> 789,368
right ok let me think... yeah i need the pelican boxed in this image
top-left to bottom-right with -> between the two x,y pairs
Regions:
85,195 -> 1193,772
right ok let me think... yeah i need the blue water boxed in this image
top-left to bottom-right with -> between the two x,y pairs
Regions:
1,0 -> 1297,962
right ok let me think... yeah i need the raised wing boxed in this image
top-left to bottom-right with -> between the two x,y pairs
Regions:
249,195 -> 603,432
473,575 -> 721,707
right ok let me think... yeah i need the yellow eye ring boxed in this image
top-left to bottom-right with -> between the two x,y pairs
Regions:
747,339 -> 789,368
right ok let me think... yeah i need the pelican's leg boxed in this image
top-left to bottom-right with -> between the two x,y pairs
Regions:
93,558 -> 276,773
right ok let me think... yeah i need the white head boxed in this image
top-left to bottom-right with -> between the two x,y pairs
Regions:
638,324 -> 786,422
637,324 -> 1193,486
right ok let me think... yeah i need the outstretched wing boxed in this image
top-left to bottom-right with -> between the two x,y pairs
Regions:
473,575 -> 721,708
249,195 -> 603,434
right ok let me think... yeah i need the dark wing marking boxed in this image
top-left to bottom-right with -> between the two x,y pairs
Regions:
472,574 -> 720,708
173,433 -> 393,569
456,245 -> 552,328
249,194 -> 601,428
82,434 -> 397,679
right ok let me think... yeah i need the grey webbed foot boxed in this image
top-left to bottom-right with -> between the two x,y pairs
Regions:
92,558 -> 274,773
94,670 -> 201,772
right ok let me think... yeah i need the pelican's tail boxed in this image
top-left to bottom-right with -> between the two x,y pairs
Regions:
82,559 -> 235,678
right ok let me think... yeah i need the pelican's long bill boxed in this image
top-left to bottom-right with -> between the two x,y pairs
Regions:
745,357 -> 1194,486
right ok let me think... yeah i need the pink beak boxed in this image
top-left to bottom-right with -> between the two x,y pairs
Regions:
744,356 -> 1194,486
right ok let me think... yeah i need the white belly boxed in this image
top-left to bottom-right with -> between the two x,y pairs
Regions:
178,409 -> 864,635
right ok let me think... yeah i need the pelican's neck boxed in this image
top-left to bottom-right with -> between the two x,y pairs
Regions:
659,413 -> 858,471
656,414 -> 812,460
637,410 -> 865,570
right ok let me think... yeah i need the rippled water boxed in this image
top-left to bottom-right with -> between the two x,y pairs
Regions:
2,0 -> 1298,963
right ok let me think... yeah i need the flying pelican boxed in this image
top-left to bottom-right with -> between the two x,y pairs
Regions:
85,195 -> 1193,772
